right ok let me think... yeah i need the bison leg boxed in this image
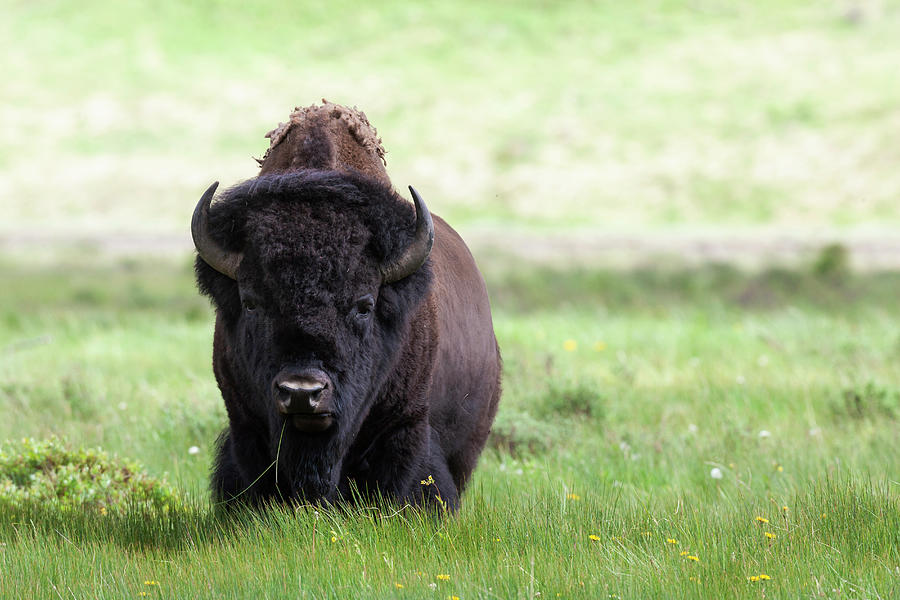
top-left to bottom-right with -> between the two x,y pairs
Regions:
344,422 -> 459,510
211,430 -> 280,507
211,433 -> 247,505
415,448 -> 460,512
396,424 -> 460,511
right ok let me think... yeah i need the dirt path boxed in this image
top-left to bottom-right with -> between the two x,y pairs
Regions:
2,230 -> 898,269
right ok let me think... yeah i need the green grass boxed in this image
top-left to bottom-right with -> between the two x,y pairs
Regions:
1,254 -> 899,598
3,0 -> 900,596
2,478 -> 896,598
3,0 -> 900,233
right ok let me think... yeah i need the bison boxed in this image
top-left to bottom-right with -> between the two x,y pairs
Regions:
192,101 -> 501,510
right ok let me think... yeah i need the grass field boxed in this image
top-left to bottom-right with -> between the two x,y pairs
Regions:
1,254 -> 899,598
2,0 -> 900,598
2,0 -> 900,234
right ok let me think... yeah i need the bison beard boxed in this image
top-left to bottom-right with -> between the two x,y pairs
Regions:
194,168 -> 500,511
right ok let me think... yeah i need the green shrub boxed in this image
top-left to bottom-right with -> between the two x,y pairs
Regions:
0,437 -> 182,514
833,382 -> 899,421
812,242 -> 850,281
536,380 -> 604,419
488,410 -> 558,456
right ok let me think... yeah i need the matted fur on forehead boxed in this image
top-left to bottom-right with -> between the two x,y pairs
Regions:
195,170 -> 432,315
244,194 -> 377,302
206,170 -> 417,265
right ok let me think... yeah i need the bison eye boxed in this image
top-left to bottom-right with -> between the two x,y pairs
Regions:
240,294 -> 260,313
355,294 -> 375,318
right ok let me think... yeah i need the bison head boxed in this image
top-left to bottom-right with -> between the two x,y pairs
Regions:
193,171 -> 434,501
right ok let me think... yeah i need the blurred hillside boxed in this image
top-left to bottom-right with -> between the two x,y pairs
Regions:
2,0 -> 899,263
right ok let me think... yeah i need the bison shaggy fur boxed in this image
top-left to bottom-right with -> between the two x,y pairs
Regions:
195,167 -> 501,510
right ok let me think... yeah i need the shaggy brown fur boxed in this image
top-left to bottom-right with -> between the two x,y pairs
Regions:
258,100 -> 390,186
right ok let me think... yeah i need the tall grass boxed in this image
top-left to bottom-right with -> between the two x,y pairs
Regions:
1,254 -> 899,597
1,475 -> 897,598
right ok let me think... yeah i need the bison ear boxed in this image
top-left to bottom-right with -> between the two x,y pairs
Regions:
191,181 -> 243,280
379,186 -> 434,284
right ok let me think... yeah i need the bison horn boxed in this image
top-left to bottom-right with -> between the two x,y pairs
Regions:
380,186 -> 435,284
191,181 -> 242,280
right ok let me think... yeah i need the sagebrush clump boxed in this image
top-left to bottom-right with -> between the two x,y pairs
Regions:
0,437 -> 181,514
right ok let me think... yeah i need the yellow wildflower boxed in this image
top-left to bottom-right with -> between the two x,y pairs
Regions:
765,532 -> 776,539
394,583 -> 404,589
759,574 -> 771,580
331,536 -> 337,542
563,339 -> 578,352
567,493 -> 581,500
687,555 -> 700,562
782,505 -> 788,512
588,534 -> 601,542
755,516 -> 769,524
493,537 -> 501,542
436,574 -> 450,581
680,551 -> 689,556
748,576 -> 760,582
143,581 -> 159,586
593,341 -> 607,352
99,506 -> 107,516
420,475 -> 435,486
776,465 -> 784,472
449,596 -> 461,600
666,538 -> 678,545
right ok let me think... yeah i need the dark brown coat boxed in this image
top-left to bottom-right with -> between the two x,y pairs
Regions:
196,102 -> 500,509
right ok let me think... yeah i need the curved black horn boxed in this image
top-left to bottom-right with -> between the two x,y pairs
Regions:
380,186 -> 435,284
191,181 -> 242,280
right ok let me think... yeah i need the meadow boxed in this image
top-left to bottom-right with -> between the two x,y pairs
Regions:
2,0 -> 900,598
3,0 -> 900,235
1,253 -> 898,598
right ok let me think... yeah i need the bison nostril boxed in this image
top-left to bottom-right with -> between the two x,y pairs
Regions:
274,373 -> 331,415
278,380 -> 325,396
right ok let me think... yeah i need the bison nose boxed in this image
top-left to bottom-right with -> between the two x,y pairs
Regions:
274,369 -> 332,416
